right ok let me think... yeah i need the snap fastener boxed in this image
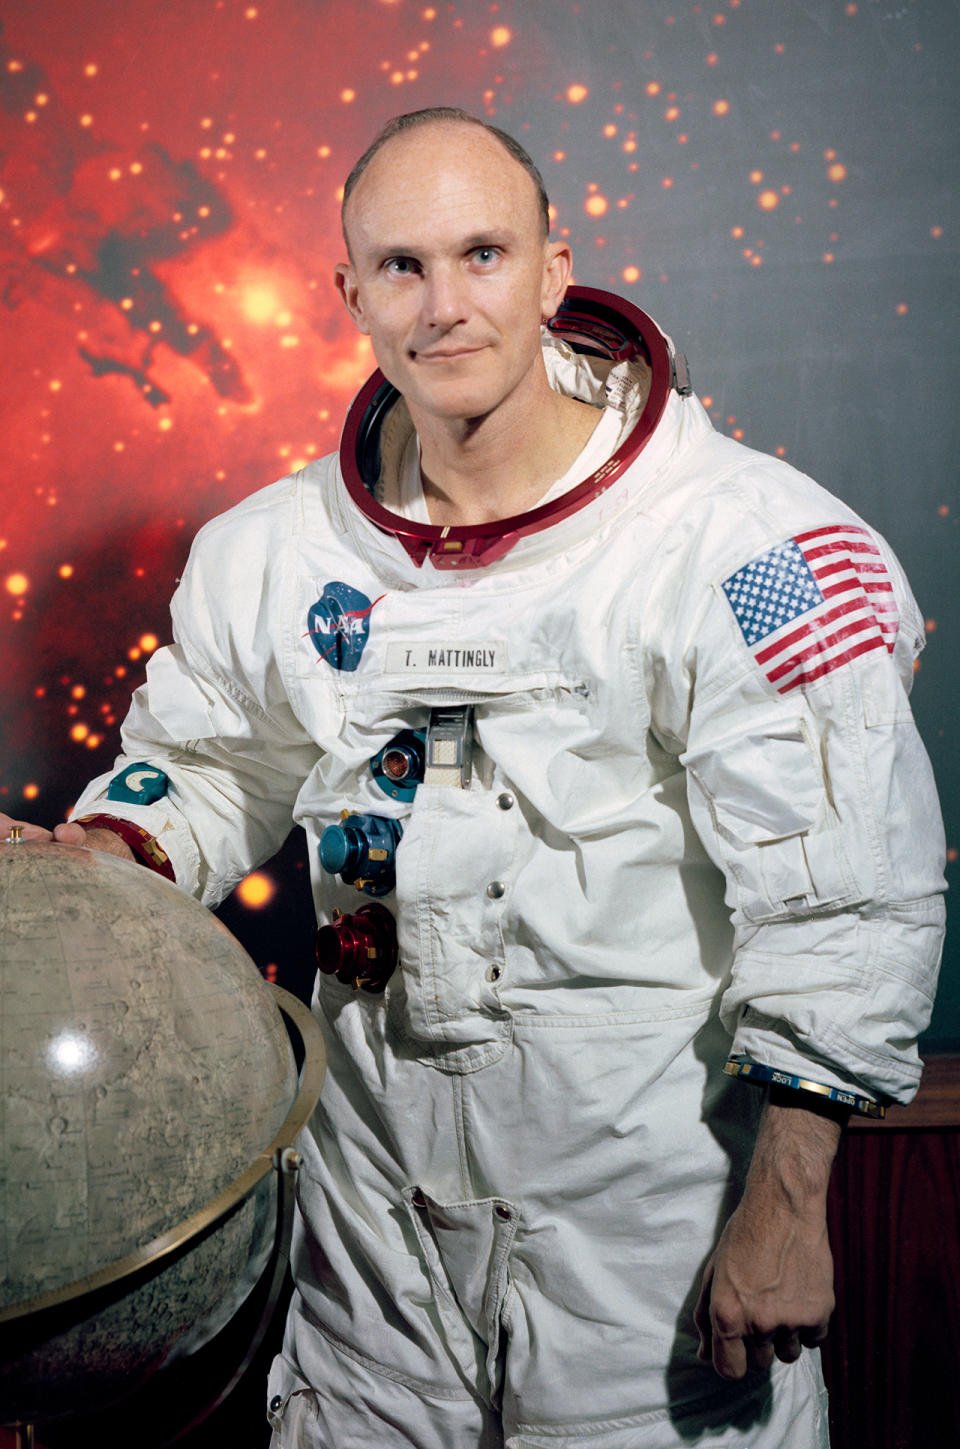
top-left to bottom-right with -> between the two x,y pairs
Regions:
270,1395 -> 283,1412
494,1205 -> 511,1221
486,880 -> 506,899
411,1188 -> 427,1208
486,964 -> 502,982
496,792 -> 515,811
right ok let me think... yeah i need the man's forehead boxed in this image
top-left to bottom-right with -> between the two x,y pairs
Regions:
344,121 -> 542,244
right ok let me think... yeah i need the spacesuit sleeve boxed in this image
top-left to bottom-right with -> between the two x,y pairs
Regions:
70,493 -> 322,907
677,521 -> 946,1106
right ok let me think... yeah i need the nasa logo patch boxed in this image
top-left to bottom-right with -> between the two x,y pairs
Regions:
305,581 -> 383,672
107,763 -> 170,804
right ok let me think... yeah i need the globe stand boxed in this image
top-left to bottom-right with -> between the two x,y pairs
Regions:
0,985 -> 325,1447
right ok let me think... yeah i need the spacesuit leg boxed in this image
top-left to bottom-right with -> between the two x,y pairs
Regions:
498,1351 -> 829,1449
264,980 -> 507,1449
460,1017 -> 831,1449
266,1320 -> 504,1449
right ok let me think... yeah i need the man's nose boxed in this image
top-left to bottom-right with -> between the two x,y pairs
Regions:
420,265 -> 468,328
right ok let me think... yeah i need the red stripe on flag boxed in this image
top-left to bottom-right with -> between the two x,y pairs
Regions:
766,612 -> 881,683
801,539 -> 880,562
754,595 -> 865,665
814,557 -> 861,580
794,525 -> 870,544
820,577 -> 867,600
778,634 -> 887,692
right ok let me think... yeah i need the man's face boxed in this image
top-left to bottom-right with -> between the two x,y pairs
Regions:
335,123 -> 571,427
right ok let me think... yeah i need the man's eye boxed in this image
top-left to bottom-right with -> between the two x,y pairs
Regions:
472,247 -> 499,265
385,257 -> 417,275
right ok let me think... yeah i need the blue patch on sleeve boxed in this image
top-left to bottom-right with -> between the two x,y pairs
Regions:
107,763 -> 170,804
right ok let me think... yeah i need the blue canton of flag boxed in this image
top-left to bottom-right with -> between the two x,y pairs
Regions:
722,525 -> 899,694
723,540 -> 823,648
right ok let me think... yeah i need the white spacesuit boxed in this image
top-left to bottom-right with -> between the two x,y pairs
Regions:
72,292 -> 945,1449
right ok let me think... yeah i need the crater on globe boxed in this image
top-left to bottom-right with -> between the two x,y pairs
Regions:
0,839 -> 316,1428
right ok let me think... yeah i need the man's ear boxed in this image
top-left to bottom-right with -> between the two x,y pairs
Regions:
334,262 -> 370,335
540,239 -> 574,321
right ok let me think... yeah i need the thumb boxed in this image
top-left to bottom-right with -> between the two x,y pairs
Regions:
52,822 -> 89,845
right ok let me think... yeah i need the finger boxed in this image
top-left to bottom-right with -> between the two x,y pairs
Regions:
774,1330 -> 803,1364
745,1336 -> 776,1373
693,1262 -> 714,1359
712,1332 -> 748,1381
799,1322 -> 830,1349
52,822 -> 88,845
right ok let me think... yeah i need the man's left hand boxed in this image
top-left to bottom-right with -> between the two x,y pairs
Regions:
693,1096 -> 842,1379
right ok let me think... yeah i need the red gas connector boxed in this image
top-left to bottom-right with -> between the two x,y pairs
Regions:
314,903 -> 398,994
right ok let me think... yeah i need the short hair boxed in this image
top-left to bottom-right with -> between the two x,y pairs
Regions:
341,107 -> 551,250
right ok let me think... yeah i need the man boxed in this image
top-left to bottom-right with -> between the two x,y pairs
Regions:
4,109 -> 945,1447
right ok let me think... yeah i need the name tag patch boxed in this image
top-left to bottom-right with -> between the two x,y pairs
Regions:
384,642 -> 508,673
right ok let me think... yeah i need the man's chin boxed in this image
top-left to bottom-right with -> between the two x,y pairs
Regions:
405,381 -> 502,428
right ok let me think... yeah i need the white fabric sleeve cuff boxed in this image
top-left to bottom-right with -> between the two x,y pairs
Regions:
69,779 -> 202,897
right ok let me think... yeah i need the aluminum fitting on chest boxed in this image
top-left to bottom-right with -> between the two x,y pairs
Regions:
423,705 -> 473,788
314,903 -> 398,994
371,729 -> 426,801
319,812 -> 402,897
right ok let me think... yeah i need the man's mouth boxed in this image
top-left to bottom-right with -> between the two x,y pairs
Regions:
412,344 -> 487,362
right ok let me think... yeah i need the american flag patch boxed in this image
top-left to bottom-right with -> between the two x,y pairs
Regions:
722,525 -> 899,694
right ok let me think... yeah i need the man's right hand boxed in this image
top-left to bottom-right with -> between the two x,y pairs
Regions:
0,813 -> 136,862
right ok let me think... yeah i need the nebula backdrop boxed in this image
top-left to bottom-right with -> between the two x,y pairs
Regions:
2,0 -> 958,1039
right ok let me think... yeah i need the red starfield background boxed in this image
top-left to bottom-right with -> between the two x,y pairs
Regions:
1,0 -> 958,1034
